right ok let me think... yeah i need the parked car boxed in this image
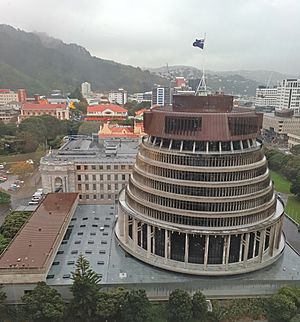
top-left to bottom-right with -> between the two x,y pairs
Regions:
28,201 -> 39,205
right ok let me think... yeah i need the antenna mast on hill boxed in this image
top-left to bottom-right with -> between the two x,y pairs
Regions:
193,33 -> 207,96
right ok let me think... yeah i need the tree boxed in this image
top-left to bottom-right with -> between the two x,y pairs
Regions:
22,281 -> 65,322
291,145 -> 300,156
18,117 -> 47,143
70,254 -> 101,321
266,293 -> 297,322
96,288 -> 127,322
69,88 -> 83,101
192,291 -> 208,320
291,172 -> 300,197
0,234 -> 9,254
168,289 -> 192,322
78,122 -> 101,135
10,161 -> 33,176
0,211 -> 31,240
0,284 -> 7,321
120,289 -> 150,322
0,191 -> 10,204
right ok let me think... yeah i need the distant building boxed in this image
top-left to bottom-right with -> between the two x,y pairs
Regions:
98,122 -> 144,138
0,102 -> 20,123
108,88 -> 128,105
130,91 -> 152,103
85,104 -> 127,121
255,87 -> 277,109
276,79 -> 300,113
288,133 -> 300,148
175,77 -> 186,88
40,136 -> 138,204
19,98 -> 70,122
0,89 -> 26,105
134,108 -> 149,121
152,86 -> 171,106
263,109 -> 300,136
81,82 -> 91,98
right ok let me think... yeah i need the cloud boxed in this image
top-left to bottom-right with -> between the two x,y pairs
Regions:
0,0 -> 299,73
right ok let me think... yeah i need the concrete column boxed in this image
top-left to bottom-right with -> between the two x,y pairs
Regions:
133,220 -> 137,251
225,235 -> 231,268
165,230 -> 170,262
180,140 -> 183,152
252,232 -> 257,258
222,236 -> 227,265
239,234 -> 244,262
124,213 -> 128,242
184,233 -> 189,263
219,141 -> 222,153
243,233 -> 250,265
147,224 -> 151,257
206,142 -> 209,153
192,141 -> 196,153
269,226 -> 276,256
152,227 -> 155,255
240,140 -> 243,150
204,235 -> 209,268
230,141 -> 234,152
168,140 -> 173,150
259,230 -> 266,263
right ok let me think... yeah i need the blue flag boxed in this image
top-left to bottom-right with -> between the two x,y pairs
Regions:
193,39 -> 205,49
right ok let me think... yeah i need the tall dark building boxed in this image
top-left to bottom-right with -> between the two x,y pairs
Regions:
115,94 -> 285,275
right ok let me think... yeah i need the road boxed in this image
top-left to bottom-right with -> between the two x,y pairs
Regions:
0,169 -> 41,224
283,216 -> 300,253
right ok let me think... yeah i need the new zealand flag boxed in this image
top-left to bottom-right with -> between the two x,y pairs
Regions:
193,39 -> 205,49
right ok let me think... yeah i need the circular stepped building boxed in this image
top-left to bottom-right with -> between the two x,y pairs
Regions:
115,94 -> 285,275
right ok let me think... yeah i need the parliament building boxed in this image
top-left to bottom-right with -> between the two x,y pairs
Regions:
116,94 -> 285,275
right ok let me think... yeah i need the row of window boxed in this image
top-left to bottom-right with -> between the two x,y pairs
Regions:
78,183 -> 126,192
148,136 -> 256,153
131,172 -> 271,198
77,173 -> 129,182
79,193 -> 118,200
76,164 -> 133,171
122,199 -> 276,227
140,144 -> 264,168
135,159 -> 268,182
128,184 -> 274,213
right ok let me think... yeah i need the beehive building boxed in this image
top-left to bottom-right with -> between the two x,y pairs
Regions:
116,94 -> 285,275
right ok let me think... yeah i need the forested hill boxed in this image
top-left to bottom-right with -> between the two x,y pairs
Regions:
0,25 -> 167,95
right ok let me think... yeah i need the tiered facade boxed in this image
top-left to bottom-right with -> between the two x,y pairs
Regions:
115,95 -> 285,275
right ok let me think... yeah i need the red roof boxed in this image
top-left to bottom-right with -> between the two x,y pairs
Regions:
0,193 -> 78,270
22,103 -> 66,110
0,89 -> 10,93
87,104 -> 127,113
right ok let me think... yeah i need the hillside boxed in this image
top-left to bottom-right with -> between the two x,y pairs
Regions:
0,25 -> 167,95
148,65 -> 298,96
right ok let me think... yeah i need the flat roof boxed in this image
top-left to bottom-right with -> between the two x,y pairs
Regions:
0,193 -> 78,270
47,204 -> 300,288
41,137 -> 139,164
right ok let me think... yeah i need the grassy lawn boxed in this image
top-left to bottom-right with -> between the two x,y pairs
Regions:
285,196 -> 300,224
0,150 -> 46,166
269,170 -> 291,194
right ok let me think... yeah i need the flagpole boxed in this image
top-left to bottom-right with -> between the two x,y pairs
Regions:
195,33 -> 207,96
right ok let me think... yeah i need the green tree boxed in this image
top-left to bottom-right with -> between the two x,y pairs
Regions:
0,191 -> 10,204
266,293 -> 297,322
70,254 -> 101,321
22,281 -> 65,322
192,291 -> 208,320
291,145 -> 300,156
96,288 -> 127,322
0,234 -> 9,254
39,115 -> 63,141
290,314 -> 300,322
78,121 -> 101,135
120,289 -> 150,322
0,284 -> 7,321
0,211 -> 31,240
168,289 -> 192,322
18,117 -> 47,143
69,88 -> 83,101
291,172 -> 300,197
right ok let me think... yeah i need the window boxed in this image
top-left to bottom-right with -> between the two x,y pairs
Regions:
122,174 -> 126,180
114,165 -> 118,170
93,194 -> 97,199
107,165 -> 111,170
100,175 -> 103,180
84,165 -> 88,170
107,175 -> 111,180
85,184 -> 89,190
78,184 -> 82,190
92,175 -> 96,180
108,184 -> 111,191
114,174 -> 118,180
77,175 -> 81,181
92,165 -> 96,170
121,165 -> 126,170
85,175 -> 88,181
76,165 -> 81,170
93,184 -> 96,190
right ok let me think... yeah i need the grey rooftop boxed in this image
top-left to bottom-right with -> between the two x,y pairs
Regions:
47,204 -> 300,299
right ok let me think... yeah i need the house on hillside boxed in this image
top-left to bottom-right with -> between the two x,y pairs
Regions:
85,104 -> 128,122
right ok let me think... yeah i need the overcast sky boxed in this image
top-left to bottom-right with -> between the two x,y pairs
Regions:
0,0 -> 299,74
